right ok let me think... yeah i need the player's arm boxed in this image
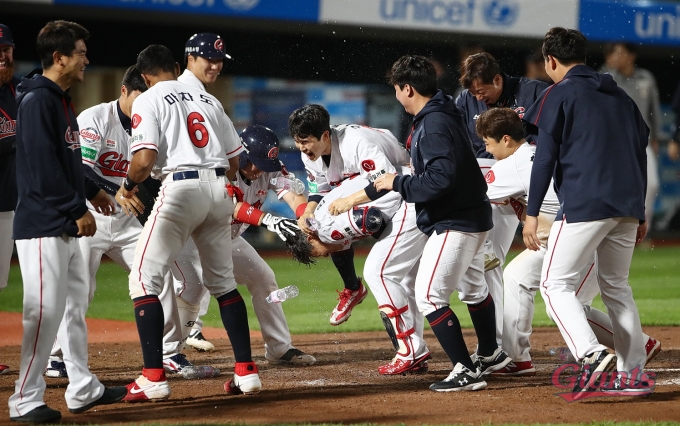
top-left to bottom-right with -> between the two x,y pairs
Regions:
281,191 -> 309,218
524,128 -> 558,251
227,185 -> 299,241
227,156 -> 239,181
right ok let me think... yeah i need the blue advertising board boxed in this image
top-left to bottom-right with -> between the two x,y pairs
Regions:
580,0 -> 680,46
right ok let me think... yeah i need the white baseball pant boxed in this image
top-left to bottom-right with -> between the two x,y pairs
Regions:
540,216 -> 647,372
645,145 -> 659,230
9,236 -> 104,417
0,211 -> 14,291
362,202 -> 429,361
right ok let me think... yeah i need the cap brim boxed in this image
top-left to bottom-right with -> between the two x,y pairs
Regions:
250,157 -> 281,172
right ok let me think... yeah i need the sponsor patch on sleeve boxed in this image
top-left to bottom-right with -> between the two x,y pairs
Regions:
81,146 -> 97,161
131,133 -> 146,144
79,127 -> 100,144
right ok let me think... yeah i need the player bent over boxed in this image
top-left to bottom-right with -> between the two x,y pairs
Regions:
476,108 -> 660,376
376,55 -> 511,392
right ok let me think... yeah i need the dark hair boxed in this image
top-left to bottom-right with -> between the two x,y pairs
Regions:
122,65 -> 147,93
36,20 -> 89,69
459,52 -> 501,89
386,55 -> 437,97
603,42 -> 637,58
136,44 -> 176,76
475,108 -> 525,142
288,104 -> 331,140
542,27 -> 588,66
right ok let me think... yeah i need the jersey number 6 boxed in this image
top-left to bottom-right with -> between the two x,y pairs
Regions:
187,112 -> 209,148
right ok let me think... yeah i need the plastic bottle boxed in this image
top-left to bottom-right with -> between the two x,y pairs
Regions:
271,174 -> 305,195
549,347 -> 576,363
305,217 -> 319,232
181,365 -> 220,379
266,285 -> 300,303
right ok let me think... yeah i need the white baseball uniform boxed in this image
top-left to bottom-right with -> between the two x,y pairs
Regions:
304,125 -> 429,362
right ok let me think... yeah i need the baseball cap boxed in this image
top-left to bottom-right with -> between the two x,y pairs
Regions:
184,33 -> 231,60
239,125 -> 282,172
0,24 -> 15,47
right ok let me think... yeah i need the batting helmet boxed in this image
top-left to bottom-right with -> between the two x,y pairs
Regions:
184,33 -> 231,61
239,125 -> 282,172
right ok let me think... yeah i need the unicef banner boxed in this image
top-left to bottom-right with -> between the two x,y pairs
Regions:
580,0 -> 680,46
50,0 -> 319,22
319,0 -> 578,37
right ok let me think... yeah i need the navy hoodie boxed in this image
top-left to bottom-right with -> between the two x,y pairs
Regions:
523,65 -> 648,223
0,75 -> 20,212
393,90 -> 492,236
455,73 -> 549,158
14,71 -> 99,239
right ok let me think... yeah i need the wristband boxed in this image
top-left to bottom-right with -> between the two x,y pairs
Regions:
124,176 -> 140,191
234,202 -> 265,226
295,203 -> 308,218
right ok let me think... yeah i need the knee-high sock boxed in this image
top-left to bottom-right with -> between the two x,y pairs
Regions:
217,290 -> 251,362
427,307 -> 474,370
468,294 -> 498,357
134,295 -> 164,369
330,246 -> 361,291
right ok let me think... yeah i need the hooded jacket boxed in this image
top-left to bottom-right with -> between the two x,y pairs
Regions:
0,75 -> 19,212
393,90 -> 493,236
13,70 -> 99,239
523,65 -> 648,223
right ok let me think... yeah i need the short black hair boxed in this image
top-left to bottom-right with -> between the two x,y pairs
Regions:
136,44 -> 176,76
288,104 -> 331,140
386,55 -> 437,98
542,27 -> 588,66
475,108 -> 525,142
122,65 -> 147,93
603,42 -> 637,58
459,52 -> 501,89
36,20 -> 89,69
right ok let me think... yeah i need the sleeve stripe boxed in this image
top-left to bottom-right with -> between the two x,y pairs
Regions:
226,145 -> 244,156
82,158 -> 96,165
131,142 -> 159,152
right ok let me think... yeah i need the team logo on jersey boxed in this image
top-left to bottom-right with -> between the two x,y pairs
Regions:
79,127 -> 101,143
485,170 -> 495,184
331,230 -> 345,241
65,126 -> 80,150
256,190 -> 267,196
214,39 -> 224,52
267,147 -> 279,159
97,151 -> 130,177
132,114 -> 142,129
513,106 -> 526,119
361,159 -> 376,172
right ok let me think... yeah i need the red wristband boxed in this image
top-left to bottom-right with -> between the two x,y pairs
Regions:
295,203 -> 308,218
235,202 -> 265,226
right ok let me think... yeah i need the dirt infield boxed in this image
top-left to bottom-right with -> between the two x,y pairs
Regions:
0,313 -> 679,424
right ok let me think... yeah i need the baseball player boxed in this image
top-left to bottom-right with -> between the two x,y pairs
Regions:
289,106 -> 431,375
476,108 -> 660,376
117,45 -> 296,400
523,28 -> 649,395
0,23 -> 19,377
9,21 -> 126,423
376,55 -> 510,392
456,52 -> 550,344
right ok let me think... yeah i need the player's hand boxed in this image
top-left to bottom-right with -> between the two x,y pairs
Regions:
116,186 -> 142,217
636,222 -> 648,244
522,215 -> 541,251
90,189 -> 115,216
261,214 -> 300,242
668,140 -> 680,162
298,211 -> 316,235
328,197 -> 353,216
76,210 -> 97,237
226,182 -> 244,204
374,173 -> 396,192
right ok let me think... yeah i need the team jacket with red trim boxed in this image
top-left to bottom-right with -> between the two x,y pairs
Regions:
393,90 -> 492,236
455,73 -> 549,159
522,65 -> 648,223
13,71 -> 100,239
0,75 -> 19,212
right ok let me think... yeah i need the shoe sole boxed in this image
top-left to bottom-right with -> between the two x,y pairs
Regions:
480,355 -> 513,376
430,381 -> 488,392
123,391 -> 171,403
45,371 -> 67,378
69,390 -> 128,413
224,379 -> 261,396
186,339 -> 215,352
329,289 -> 368,326
645,341 -> 661,366
484,258 -> 501,272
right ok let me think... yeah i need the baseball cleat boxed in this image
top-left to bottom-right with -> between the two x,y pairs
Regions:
429,363 -> 487,392
9,405 -> 62,423
490,360 -> 536,377
186,329 -> 215,352
45,360 -> 68,378
123,375 -> 171,402
330,279 -> 368,326
163,353 -> 194,374
225,362 -> 261,395
645,337 -> 661,366
265,348 -> 316,366
471,347 -> 512,376
378,352 -> 431,375
0,364 -> 9,375
69,386 -> 128,413
571,350 -> 617,399
484,253 -> 501,272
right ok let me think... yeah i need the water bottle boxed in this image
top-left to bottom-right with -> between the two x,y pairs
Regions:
549,347 -> 576,363
181,365 -> 220,379
271,174 -> 305,195
305,217 -> 319,232
266,285 -> 300,303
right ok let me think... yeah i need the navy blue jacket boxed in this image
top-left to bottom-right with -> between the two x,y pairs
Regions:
14,71 -> 99,239
393,90 -> 492,236
523,65 -> 648,223
0,76 -> 19,212
455,74 -> 549,158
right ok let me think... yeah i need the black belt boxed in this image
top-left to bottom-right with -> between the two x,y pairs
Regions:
172,168 -> 226,181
